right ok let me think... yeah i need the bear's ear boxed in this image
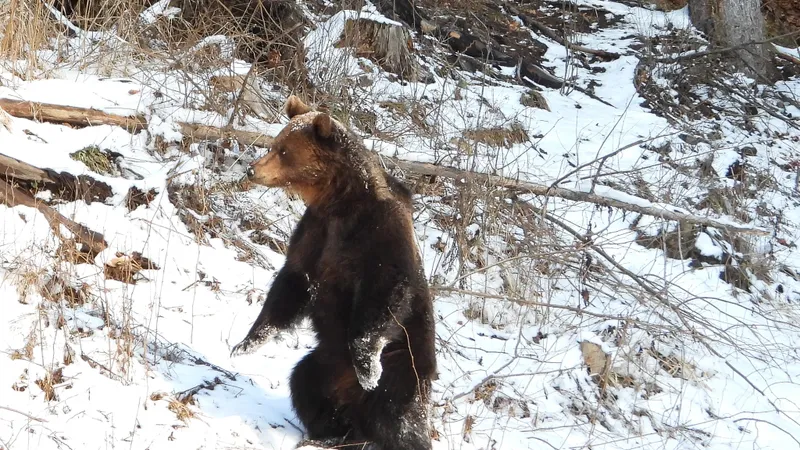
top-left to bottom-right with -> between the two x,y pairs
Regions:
285,95 -> 312,118
312,113 -> 334,139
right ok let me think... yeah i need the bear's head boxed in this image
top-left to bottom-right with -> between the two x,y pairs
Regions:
246,95 -> 348,205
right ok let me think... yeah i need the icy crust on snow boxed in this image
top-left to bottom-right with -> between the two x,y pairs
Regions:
0,1 -> 799,450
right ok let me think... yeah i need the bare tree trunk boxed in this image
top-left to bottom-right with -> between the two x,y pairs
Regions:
688,0 -> 779,81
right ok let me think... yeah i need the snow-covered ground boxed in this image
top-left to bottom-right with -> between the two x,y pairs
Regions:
1,1 -> 800,450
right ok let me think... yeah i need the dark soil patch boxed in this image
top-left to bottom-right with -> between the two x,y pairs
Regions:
126,186 -> 158,211
424,0 -> 548,66
720,264 -> 752,293
635,225 -> 728,266
23,171 -> 113,205
539,1 -> 625,34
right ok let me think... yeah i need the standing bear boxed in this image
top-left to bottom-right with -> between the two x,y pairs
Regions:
231,95 -> 438,450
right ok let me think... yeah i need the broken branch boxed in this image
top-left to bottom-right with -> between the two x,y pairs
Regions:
380,156 -> 769,235
178,123 -> 274,148
0,98 -> 146,132
0,179 -> 108,254
0,405 -> 48,423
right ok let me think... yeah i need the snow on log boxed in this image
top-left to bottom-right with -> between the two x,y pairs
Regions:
0,179 -> 108,255
0,98 -> 146,132
378,158 -> 770,236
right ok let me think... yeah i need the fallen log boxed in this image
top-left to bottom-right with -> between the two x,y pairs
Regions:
0,152 -> 113,204
178,123 -> 274,148
0,98 -> 769,235
0,152 -> 57,184
0,179 -> 108,255
379,157 -> 769,235
0,98 -> 146,132
0,97 -> 276,148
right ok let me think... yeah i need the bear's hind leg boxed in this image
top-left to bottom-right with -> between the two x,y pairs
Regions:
354,403 -> 431,450
351,354 -> 433,450
290,350 -> 353,442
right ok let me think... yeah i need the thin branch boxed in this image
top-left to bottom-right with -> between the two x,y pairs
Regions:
432,286 -> 644,322
0,405 -> 48,422
655,30 -> 800,64
523,201 -> 792,420
381,156 -> 769,235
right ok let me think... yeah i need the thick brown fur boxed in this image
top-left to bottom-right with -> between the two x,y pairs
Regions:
234,96 -> 437,450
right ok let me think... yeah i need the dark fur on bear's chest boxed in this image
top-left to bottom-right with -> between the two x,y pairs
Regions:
288,200 -> 425,345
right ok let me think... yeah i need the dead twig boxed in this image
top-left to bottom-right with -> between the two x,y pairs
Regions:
0,405 -> 48,422
654,30 -> 800,64
0,179 -> 108,254
381,157 -> 769,235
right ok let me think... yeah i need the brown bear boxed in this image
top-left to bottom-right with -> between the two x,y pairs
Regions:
231,95 -> 437,450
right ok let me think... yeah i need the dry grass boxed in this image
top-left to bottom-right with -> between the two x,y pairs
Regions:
462,123 -> 529,149
34,367 -> 64,402
167,397 -> 196,422
70,146 -> 118,176
14,267 -> 45,304
0,0 -> 59,78
150,391 -> 196,422
103,251 -> 159,284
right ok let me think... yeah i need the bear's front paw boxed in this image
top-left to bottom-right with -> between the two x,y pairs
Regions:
230,326 -> 279,357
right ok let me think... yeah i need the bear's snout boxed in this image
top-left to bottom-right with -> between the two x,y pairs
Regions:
246,166 -> 256,178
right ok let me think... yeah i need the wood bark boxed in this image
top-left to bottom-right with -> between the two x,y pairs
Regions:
178,123 -> 274,148
0,99 -> 768,235
0,98 -> 275,147
0,153 -> 58,184
687,0 -> 779,81
0,98 -> 147,132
